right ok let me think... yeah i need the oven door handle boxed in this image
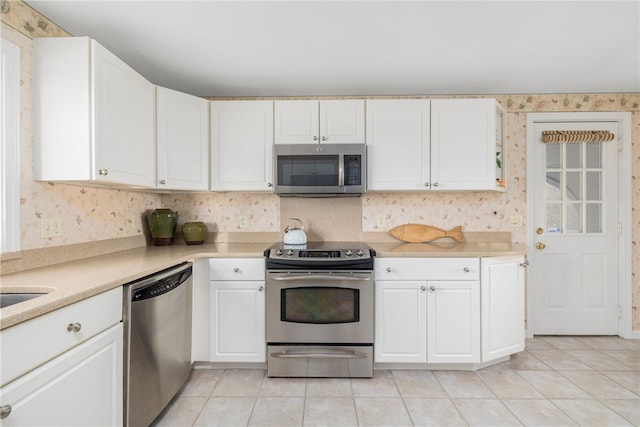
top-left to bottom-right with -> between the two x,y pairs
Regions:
270,349 -> 369,359
271,274 -> 371,282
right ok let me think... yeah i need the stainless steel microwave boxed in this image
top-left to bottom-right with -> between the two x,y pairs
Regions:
274,144 -> 366,196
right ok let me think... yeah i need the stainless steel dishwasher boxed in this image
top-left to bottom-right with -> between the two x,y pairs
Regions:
123,262 -> 193,427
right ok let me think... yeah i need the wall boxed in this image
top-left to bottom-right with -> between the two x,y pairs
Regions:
2,3 -> 638,330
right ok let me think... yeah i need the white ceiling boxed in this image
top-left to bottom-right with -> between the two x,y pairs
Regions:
25,0 -> 640,98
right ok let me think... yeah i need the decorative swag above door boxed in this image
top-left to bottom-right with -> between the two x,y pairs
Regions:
541,130 -> 615,143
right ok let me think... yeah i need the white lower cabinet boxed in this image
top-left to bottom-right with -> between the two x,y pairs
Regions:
427,281 -> 480,363
208,258 -> 266,363
375,281 -> 427,363
374,257 -> 524,366
0,324 -> 123,427
481,256 -> 525,361
0,288 -> 123,426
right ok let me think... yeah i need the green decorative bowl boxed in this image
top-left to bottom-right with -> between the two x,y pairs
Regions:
181,221 -> 207,245
147,208 -> 178,246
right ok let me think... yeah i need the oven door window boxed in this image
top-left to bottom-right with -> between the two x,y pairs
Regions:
281,287 -> 359,324
277,155 -> 339,187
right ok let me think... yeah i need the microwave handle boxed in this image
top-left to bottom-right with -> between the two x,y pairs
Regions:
338,154 -> 344,187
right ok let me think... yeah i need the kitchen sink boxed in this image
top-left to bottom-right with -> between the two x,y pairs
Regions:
0,293 -> 47,309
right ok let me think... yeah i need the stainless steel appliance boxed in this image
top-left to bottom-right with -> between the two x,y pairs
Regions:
123,262 -> 193,427
265,242 -> 375,377
273,144 -> 366,196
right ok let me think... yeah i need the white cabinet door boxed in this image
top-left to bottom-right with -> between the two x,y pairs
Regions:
211,100 -> 274,191
427,281 -> 480,363
430,99 -> 503,191
319,100 -> 365,144
33,37 -> 155,188
0,324 -> 123,427
481,256 -> 525,362
92,40 -> 155,187
274,100 -> 364,144
375,281 -> 427,363
209,281 -> 266,362
156,86 -> 209,190
366,99 -> 431,190
274,100 -> 319,144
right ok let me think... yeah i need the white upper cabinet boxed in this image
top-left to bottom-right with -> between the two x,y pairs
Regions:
156,87 -> 210,191
367,98 -> 505,192
33,37 -> 155,188
274,100 -> 365,144
210,100 -> 274,191
431,98 -> 505,191
366,99 -> 431,190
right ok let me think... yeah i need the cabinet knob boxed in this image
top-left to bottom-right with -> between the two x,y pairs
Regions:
0,405 -> 12,419
322,136 -> 327,141
267,182 -> 273,187
429,285 -> 436,292
420,285 -> 426,291
313,136 -> 318,141
520,259 -> 530,267
536,227 -> 544,235
98,169 -> 108,176
425,182 -> 430,187
159,179 -> 166,185
463,267 -> 470,273
535,242 -> 546,250
66,322 -> 82,333
386,267 -> 392,273
233,267 -> 240,273
432,182 -> 439,187
258,285 -> 264,292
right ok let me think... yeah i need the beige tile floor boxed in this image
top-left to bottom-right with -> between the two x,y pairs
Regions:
152,336 -> 639,426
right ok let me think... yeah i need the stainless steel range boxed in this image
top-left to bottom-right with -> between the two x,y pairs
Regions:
264,242 -> 375,378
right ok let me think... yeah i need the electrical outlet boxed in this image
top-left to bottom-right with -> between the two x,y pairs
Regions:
510,215 -> 523,227
41,217 -> 62,238
239,216 -> 247,228
130,216 -> 139,231
376,214 -> 386,228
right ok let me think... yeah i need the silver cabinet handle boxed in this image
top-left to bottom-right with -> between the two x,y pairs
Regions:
313,136 -> 318,141
429,286 -> 436,292
425,182 -> 430,187
159,179 -> 166,185
463,267 -> 470,273
258,285 -> 264,292
420,285 -> 426,291
267,182 -> 273,187
1,405 -> 12,419
321,136 -> 327,141
520,260 -> 530,267
98,169 -> 108,176
386,267 -> 392,272
233,267 -> 240,273
433,182 -> 439,187
66,322 -> 82,332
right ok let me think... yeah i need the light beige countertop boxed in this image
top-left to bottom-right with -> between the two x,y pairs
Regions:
1,239 -> 527,330
369,241 -> 528,257
0,243 -> 270,330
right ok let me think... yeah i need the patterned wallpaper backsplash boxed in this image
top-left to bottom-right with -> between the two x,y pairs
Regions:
2,10 -> 638,329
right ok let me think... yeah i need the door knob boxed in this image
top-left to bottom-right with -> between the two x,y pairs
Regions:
536,227 -> 544,235
535,242 -> 546,250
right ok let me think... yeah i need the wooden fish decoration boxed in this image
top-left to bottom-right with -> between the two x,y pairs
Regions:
388,224 -> 464,243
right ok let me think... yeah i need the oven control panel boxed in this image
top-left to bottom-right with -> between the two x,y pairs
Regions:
267,247 -> 372,260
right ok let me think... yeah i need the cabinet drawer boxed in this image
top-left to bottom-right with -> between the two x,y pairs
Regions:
0,287 -> 122,387
209,258 -> 265,281
374,258 -> 479,281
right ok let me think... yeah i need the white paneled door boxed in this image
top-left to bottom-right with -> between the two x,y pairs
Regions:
530,120 -> 620,335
